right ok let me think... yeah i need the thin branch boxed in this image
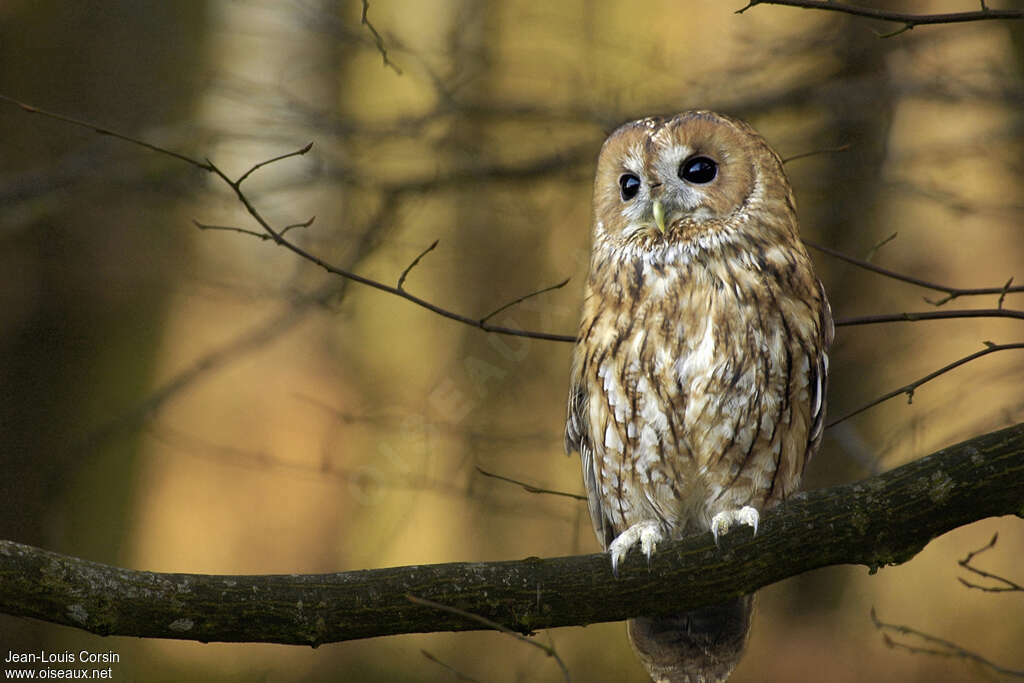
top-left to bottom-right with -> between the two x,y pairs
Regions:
999,277 -> 1014,310
0,94 -> 213,171
407,595 -> 571,683
864,232 -> 898,263
475,465 -> 587,501
827,342 -> 1024,427
871,607 -> 1024,678
805,240 -> 1023,305
420,650 -> 483,683
781,143 -> 850,164
0,95 -> 577,343
235,141 -> 313,186
397,239 -> 439,291
7,96 -> 1020,347
737,1 -> 1024,36
1,422 -> 1022,645
478,277 -> 571,325
194,219 -> 270,241
835,309 -> 1024,327
957,532 -> 1023,593
360,0 -> 402,75
207,154 -> 576,340
281,215 -> 316,237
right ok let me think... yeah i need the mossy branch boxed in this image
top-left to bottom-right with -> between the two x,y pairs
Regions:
1,423 -> 1022,646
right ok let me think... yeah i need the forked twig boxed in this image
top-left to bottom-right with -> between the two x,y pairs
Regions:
957,533 -> 1023,593
361,0 -> 403,75
806,239 -> 1022,306
871,607 -> 1024,678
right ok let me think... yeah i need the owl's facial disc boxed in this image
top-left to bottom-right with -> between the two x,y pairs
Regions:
648,148 -> 724,230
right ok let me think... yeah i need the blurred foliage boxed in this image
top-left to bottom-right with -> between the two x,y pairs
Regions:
0,1 -> 1021,681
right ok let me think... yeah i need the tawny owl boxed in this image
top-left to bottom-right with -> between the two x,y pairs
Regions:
565,111 -> 832,683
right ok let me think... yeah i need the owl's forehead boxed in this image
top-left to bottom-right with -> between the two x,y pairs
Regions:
610,112 -> 732,168
619,126 -> 694,172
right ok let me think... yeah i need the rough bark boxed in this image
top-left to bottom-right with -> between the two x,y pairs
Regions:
1,422 -> 1021,646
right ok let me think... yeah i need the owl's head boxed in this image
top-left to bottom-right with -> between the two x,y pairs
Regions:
592,111 -> 796,253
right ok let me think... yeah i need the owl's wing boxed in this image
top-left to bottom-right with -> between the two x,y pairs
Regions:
566,373 -> 614,549
807,282 -> 834,456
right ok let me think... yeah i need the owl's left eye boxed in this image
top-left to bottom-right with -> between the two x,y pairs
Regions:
619,174 -> 641,201
679,156 -> 717,184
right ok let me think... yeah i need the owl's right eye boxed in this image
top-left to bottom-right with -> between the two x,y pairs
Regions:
619,174 -> 641,201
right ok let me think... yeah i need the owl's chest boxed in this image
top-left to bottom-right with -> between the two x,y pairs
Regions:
583,261 -> 786,454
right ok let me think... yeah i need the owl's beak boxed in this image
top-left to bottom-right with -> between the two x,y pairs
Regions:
652,199 -> 666,234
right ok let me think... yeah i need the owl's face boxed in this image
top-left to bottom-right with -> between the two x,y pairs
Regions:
592,111 -> 792,251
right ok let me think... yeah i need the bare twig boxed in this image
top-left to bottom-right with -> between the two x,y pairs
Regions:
781,143 -> 850,164
194,219 -> 270,240
194,217 -> 314,240
478,277 -> 571,325
204,152 -> 577,340
8,95 -> 1021,349
827,342 -> 1024,427
420,650 -> 483,683
236,142 -> 313,185
206,150 -> 580,341
397,239 -> 439,291
871,607 -> 1024,678
360,0 -> 402,75
0,94 -> 212,170
407,594 -> 572,683
805,240 -> 1023,306
737,1 -> 1024,37
476,466 -> 587,501
835,309 -> 1024,327
6,94 -> 1022,437
999,277 -> 1014,310
5,96 -> 577,342
958,533 -> 1023,593
864,232 -> 897,262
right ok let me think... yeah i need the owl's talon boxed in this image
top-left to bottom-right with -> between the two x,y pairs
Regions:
608,520 -> 664,575
710,506 -> 760,547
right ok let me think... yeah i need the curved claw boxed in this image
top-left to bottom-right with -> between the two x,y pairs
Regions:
608,520 -> 664,576
710,506 -> 760,547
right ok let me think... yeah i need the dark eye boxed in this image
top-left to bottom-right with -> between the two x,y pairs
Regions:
619,173 -> 641,201
679,156 -> 717,184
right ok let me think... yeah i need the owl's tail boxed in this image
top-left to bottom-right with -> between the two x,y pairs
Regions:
626,594 -> 755,683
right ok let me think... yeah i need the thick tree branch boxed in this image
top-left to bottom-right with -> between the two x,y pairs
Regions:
2,423 -> 1022,646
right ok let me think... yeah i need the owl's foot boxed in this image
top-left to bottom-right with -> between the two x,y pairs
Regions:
710,506 -> 759,547
608,520 -> 664,576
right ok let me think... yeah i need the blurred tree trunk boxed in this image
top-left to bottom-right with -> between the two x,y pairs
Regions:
0,0 -> 209,651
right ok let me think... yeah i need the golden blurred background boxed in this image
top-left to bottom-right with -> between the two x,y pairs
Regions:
1,1 -> 1022,680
